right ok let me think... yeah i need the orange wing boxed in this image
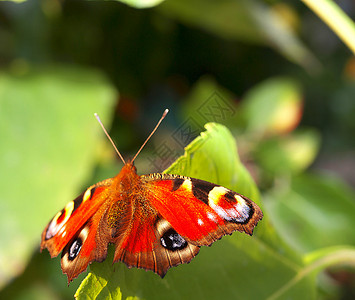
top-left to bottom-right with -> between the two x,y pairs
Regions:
40,179 -> 115,282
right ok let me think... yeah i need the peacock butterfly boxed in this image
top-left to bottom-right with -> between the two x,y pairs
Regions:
40,109 -> 263,283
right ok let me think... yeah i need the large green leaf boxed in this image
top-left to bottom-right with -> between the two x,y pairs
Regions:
0,65 -> 116,289
76,123 -> 316,300
264,173 -> 355,254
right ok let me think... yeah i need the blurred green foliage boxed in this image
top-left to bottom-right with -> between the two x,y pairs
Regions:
0,0 -> 354,299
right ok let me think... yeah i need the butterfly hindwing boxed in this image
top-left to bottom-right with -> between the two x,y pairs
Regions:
113,215 -> 200,277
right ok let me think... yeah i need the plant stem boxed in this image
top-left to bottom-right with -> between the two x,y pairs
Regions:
267,247 -> 355,300
301,0 -> 355,54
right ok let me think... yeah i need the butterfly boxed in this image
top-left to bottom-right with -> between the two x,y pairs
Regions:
40,109 -> 263,283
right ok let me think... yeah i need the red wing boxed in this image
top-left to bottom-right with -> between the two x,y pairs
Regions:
40,178 -> 114,282
141,174 -> 263,246
113,214 -> 200,278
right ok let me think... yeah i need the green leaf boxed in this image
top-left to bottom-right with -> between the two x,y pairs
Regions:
0,65 -> 116,289
76,123 -> 316,300
264,173 -> 355,254
255,129 -> 321,175
240,77 -> 303,137
268,245 -> 355,300
166,123 -> 258,200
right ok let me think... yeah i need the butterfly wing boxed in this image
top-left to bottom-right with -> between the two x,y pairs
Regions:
112,207 -> 200,277
113,173 -> 262,277
41,178 -> 118,282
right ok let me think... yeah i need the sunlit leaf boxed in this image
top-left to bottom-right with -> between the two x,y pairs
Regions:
255,129 -> 321,175
240,77 -> 303,137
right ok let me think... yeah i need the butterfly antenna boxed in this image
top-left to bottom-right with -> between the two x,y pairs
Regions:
94,113 -> 126,165
131,108 -> 169,163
